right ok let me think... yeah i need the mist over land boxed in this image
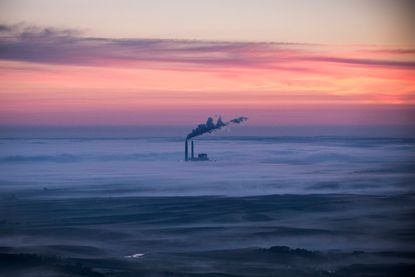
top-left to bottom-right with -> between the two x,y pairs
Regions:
0,125 -> 414,276
1,0 -> 414,275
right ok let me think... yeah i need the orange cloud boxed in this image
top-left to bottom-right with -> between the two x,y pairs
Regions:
0,25 -> 414,125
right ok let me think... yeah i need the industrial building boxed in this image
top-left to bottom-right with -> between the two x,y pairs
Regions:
185,140 -> 209,161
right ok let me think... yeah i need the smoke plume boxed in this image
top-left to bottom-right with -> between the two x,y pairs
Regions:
187,116 -> 248,140
229,116 -> 248,124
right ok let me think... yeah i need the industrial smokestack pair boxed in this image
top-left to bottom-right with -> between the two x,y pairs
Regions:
184,140 -> 194,161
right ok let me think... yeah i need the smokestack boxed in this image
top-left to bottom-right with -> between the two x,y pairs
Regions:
191,140 -> 194,159
185,140 -> 188,161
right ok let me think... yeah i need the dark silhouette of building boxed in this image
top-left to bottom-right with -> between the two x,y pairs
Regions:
185,140 -> 209,161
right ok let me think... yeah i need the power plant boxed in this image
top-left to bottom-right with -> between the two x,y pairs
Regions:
184,140 -> 209,161
185,116 -> 248,162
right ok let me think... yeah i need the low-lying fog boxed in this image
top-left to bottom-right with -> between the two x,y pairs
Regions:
1,130 -> 414,276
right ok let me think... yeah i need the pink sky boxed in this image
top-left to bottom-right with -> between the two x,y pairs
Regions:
0,1 -> 414,125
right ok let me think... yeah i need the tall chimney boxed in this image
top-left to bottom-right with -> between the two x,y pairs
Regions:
185,140 -> 188,161
191,140 -> 194,159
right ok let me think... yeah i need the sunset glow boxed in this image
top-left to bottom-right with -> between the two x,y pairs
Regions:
0,0 -> 414,125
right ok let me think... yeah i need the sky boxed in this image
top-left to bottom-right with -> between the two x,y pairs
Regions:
0,0 -> 414,126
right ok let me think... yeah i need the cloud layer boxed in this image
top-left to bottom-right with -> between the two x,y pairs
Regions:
0,24 -> 414,125
1,24 -> 414,70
